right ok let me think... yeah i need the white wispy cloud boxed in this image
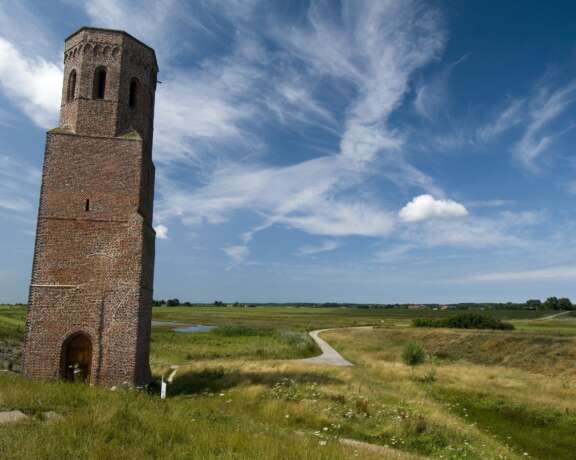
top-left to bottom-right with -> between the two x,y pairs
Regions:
0,37 -> 62,129
399,194 -> 467,222
397,210 -> 541,250
295,240 -> 340,256
222,244 -> 249,266
478,75 -> 576,171
561,181 -> 576,195
0,1 -> 58,57
457,265 -> 576,283
0,154 -> 41,216
154,64 -> 261,164
514,79 -> 576,170
477,98 -> 525,142
4,0 -> 536,270
466,199 -> 515,208
154,0 -> 446,258
372,244 -> 416,262
84,0 -> 194,64
413,55 -> 467,121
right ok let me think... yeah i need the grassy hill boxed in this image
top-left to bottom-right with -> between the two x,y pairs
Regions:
0,305 -> 574,459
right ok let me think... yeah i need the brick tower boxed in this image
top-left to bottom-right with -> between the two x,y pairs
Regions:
22,27 -> 158,386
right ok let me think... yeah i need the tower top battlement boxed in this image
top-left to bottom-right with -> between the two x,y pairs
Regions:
63,27 -> 158,71
59,27 -> 158,143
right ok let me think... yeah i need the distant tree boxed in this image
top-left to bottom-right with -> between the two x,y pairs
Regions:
526,299 -> 542,310
558,298 -> 573,310
401,341 -> 426,368
166,298 -> 180,307
544,297 -> 559,310
213,300 -> 224,306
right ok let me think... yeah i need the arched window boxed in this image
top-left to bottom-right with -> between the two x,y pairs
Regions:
129,78 -> 139,109
66,70 -> 77,102
93,67 -> 107,99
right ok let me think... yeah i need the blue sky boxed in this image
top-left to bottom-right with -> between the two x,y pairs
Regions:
1,0 -> 576,304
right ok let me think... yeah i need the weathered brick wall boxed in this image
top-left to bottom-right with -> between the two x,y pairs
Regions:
23,27 -> 157,387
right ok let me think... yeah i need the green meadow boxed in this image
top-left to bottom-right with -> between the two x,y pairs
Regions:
1,305 -> 575,459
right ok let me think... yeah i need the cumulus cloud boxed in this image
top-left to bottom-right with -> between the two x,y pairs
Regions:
0,38 -> 62,128
399,194 -> 467,222
154,224 -> 169,240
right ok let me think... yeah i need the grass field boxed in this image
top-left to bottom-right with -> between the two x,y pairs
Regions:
0,305 -> 574,459
151,305 -> 546,329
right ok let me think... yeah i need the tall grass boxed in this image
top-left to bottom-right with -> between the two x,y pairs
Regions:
150,326 -> 317,368
0,373 -> 382,460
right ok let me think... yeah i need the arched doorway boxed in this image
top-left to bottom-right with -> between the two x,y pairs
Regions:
61,333 -> 92,383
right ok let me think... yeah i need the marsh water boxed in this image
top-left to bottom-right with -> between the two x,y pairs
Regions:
173,325 -> 215,333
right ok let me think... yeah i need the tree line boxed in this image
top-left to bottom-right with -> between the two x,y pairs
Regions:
151,297 -> 573,310
525,297 -> 573,310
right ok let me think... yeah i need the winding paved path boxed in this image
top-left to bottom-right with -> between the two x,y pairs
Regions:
153,320 -> 368,367
300,327 -> 372,366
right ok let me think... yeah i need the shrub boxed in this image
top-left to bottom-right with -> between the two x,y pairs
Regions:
413,313 -> 514,330
414,368 -> 437,384
402,341 -> 426,367
278,330 -> 316,354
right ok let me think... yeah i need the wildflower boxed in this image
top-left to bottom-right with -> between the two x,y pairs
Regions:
319,441 -> 327,446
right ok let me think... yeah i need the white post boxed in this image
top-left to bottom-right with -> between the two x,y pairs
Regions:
160,377 -> 167,400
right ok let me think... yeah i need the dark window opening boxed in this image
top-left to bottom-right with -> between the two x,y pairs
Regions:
94,67 -> 107,99
85,199 -> 90,212
149,69 -> 156,92
67,70 -> 77,102
129,78 -> 139,109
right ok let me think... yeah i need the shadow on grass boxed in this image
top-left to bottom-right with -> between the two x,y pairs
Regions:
169,368 -> 343,396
